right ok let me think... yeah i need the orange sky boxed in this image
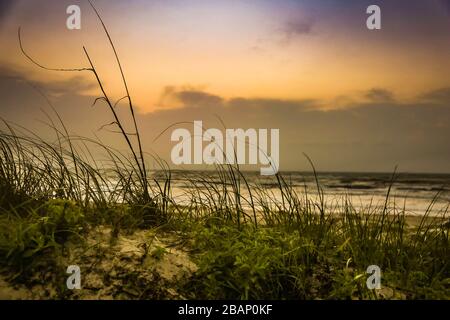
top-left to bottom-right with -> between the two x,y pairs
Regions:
1,0 -> 449,113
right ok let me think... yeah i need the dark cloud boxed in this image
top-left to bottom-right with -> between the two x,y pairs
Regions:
144,87 -> 450,172
158,86 -> 224,108
40,76 -> 96,96
441,0 -> 450,14
228,97 -> 317,114
0,65 -> 133,150
279,18 -> 314,43
365,88 -> 395,103
175,90 -> 224,108
0,66 -> 96,98
0,66 -> 21,80
284,20 -> 313,36
0,0 -> 14,24
420,87 -> 450,104
160,87 -> 317,114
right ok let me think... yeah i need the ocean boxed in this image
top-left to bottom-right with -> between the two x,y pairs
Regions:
153,170 -> 450,217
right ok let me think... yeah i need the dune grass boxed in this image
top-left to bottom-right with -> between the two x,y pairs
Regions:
0,120 -> 448,299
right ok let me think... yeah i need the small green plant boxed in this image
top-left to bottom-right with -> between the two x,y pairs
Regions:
0,199 -> 86,277
151,245 -> 167,261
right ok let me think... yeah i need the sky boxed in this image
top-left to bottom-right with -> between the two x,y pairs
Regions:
0,0 -> 449,173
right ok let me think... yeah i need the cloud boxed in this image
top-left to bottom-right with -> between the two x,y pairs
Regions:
441,0 -> 450,14
0,66 -> 96,98
420,87 -> 450,104
159,87 -> 317,113
0,65 -> 133,147
365,88 -> 395,103
40,76 -> 96,97
278,18 -> 314,44
284,20 -> 313,36
175,90 -> 224,108
0,0 -> 15,24
158,86 -> 224,108
141,87 -> 450,173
